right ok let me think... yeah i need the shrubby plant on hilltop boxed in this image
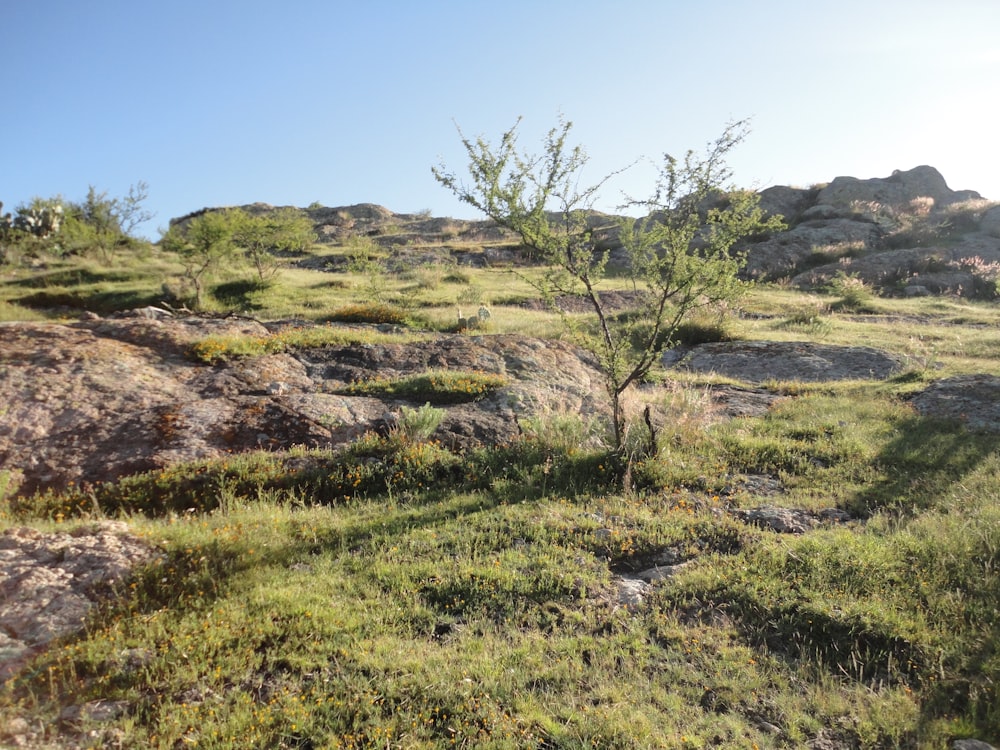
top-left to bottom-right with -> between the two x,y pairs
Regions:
159,206 -> 315,309
0,183 -> 152,264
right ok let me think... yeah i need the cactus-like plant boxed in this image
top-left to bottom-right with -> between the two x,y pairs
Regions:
0,202 -> 12,237
13,203 -> 63,238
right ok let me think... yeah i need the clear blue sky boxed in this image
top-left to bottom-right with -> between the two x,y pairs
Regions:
4,0 -> 998,238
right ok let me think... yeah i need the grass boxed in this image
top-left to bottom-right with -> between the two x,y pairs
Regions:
0,254 -> 182,316
2,231 -> 1000,747
0,299 -> 47,322
5,417 -> 997,747
339,370 -> 508,404
4,395 -> 999,746
189,324 -> 431,364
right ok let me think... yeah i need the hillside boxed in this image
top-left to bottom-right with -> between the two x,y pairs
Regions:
1,167 -> 1000,748
167,164 -> 1000,301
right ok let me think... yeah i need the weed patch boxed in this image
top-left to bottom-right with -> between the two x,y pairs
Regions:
189,325 -> 427,364
340,370 -> 507,404
326,301 -> 409,325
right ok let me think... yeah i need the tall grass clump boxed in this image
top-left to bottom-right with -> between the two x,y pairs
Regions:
828,272 -> 878,312
327,301 -> 409,325
394,402 -> 446,442
519,409 -> 606,455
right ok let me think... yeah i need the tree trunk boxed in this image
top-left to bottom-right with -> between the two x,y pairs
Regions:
192,275 -> 204,311
612,390 -> 626,455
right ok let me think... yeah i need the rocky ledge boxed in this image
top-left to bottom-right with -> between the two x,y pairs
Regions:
0,312 -> 608,497
0,521 -> 160,681
4,310 -> 999,499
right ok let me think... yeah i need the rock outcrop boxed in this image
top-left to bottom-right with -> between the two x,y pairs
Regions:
981,205 -> 1000,238
814,165 -> 980,211
910,375 -> 1000,433
665,341 -> 904,384
0,522 -> 160,680
0,314 -> 608,497
180,165 -> 998,298
744,166 -> 999,296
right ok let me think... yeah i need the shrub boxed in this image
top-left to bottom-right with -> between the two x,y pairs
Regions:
456,285 -> 485,306
395,402 -> 446,442
828,271 -> 876,311
62,184 -> 153,262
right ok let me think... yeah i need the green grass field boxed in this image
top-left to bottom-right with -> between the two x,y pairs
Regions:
1,238 -> 999,748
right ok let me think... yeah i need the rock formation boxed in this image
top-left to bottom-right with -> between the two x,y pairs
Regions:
665,341 -> 904,384
176,165 -> 998,299
0,522 -> 160,681
743,166 -> 999,296
0,313 -> 608,498
910,375 -> 1000,433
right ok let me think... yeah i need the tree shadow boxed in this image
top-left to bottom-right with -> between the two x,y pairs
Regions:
845,414 -> 1000,738
845,414 -> 1000,517
211,278 -> 268,310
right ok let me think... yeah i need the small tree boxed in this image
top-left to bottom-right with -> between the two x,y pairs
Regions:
434,117 -> 782,455
161,210 -> 239,310
63,182 -> 154,261
230,207 -> 315,283
161,206 -> 316,307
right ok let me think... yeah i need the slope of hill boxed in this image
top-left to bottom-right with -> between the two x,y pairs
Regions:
1,167 -> 999,748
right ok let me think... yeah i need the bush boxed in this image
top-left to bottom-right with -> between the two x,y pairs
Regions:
828,272 -> 876,311
395,402 -> 446,442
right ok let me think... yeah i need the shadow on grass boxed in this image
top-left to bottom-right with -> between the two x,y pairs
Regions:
11,439 -> 618,609
5,267 -> 136,288
126,491 -> 498,616
14,289 -> 163,313
846,415 -> 1000,517
211,278 -> 269,310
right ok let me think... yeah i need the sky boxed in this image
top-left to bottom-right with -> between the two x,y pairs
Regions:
3,0 -> 999,239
